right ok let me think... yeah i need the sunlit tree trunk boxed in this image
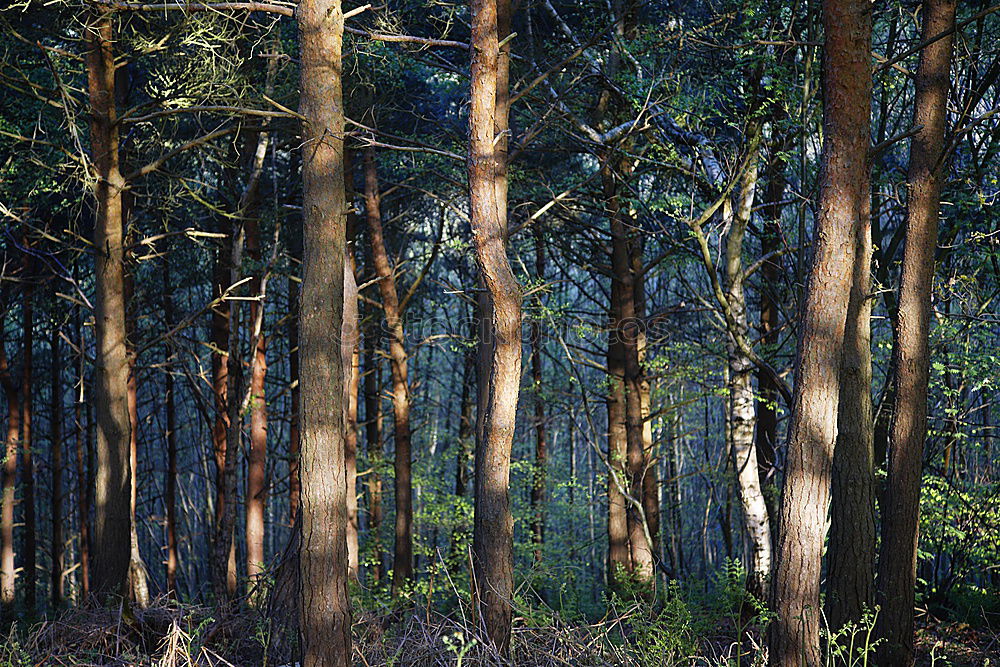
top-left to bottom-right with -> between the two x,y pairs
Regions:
297,0 -> 352,660
0,301 -> 20,615
606,291 -> 630,590
469,0 -> 521,650
363,147 -> 413,592
877,0 -> 957,662
86,7 -> 133,601
768,0 -> 871,661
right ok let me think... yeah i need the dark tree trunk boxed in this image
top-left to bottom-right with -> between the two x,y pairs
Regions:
876,0 -> 957,662
297,0 -> 352,660
50,330 -> 65,606
86,8 -> 133,601
768,0 -> 871,661
20,249 -> 36,612
163,262 -> 179,598
362,300 -> 384,584
74,302 -> 90,599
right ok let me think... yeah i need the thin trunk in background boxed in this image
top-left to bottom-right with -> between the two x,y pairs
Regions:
51,329 -> 65,606
877,0 -> 957,662
125,277 -> 150,607
469,0 -> 521,650
74,299 -> 90,598
530,228 -> 546,562
20,242 -> 36,612
163,262 -> 179,598
362,298 -> 384,583
768,0 -> 871,661
344,150 -> 361,579
363,147 -> 413,592
297,0 -> 353,659
0,293 -> 20,615
86,7 -> 133,600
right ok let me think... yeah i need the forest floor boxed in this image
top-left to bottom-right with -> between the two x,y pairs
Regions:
2,599 -> 998,666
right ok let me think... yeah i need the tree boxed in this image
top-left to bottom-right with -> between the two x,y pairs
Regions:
363,146 -> 413,591
769,0 -> 872,662
877,0 -> 958,662
297,0 -> 352,662
469,0 -> 521,651
86,6 -> 134,601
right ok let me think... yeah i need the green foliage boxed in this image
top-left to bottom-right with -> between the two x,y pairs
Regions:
821,607 -> 882,667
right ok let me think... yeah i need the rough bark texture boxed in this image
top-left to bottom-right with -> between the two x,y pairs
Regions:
768,0 -> 871,662
86,8 -> 134,601
606,295 -> 630,590
723,151 -> 772,601
297,0 -> 353,661
826,142 -> 875,630
363,147 -> 413,591
246,207 -> 269,592
876,0 -> 956,663
343,264 -> 360,579
469,0 -> 521,651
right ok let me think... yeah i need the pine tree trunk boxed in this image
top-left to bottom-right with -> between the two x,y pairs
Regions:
0,305 -> 20,615
74,303 -> 90,599
469,0 -> 520,650
768,0 -> 871,661
362,301 -> 384,583
163,262 -> 179,598
877,0 -> 957,662
363,147 -> 413,592
530,229 -> 546,562
20,245 -> 36,612
606,294 -> 630,590
86,8 -> 133,601
297,0 -> 352,660
246,201 -> 269,593
288,275 -> 301,527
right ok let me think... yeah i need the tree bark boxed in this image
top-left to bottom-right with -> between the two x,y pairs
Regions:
469,0 -> 521,650
20,247 -> 36,612
344,151 -> 361,580
86,7 -> 133,601
74,302 -> 90,599
50,329 -> 65,606
768,0 -> 871,661
288,270 -> 301,527
723,146 -> 772,601
297,0 -> 352,660
362,299 -> 384,584
876,0 -> 957,662
0,301 -> 20,616
606,290 -> 630,591
363,147 -> 413,592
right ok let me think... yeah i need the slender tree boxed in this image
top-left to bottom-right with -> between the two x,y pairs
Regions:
50,328 -> 64,606
877,0 -> 957,662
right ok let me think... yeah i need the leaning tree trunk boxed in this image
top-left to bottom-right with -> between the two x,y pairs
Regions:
363,147 -> 413,592
768,0 -> 871,662
877,0 -> 956,663
297,0 -> 352,661
469,0 -> 521,652
86,7 -> 133,601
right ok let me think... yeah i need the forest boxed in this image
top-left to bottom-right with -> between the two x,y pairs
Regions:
0,0 -> 998,664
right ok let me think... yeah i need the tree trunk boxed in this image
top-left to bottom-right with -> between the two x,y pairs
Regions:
297,0 -> 352,660
0,306 -> 20,616
50,330 -> 65,607
363,147 -> 413,592
605,154 -> 655,587
530,229 -> 546,562
876,0 -> 957,662
362,300 -> 384,584
126,352 -> 149,607
20,251 -> 36,612
246,196 -> 269,593
768,0 -> 871,661
86,7 -> 133,601
469,0 -> 520,650
723,147 -> 772,601
74,302 -> 90,599
288,274 -> 301,527
210,223 -> 237,596
606,295 -> 630,590
826,145 -> 875,630
344,151 -> 361,580
163,262 -> 179,598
